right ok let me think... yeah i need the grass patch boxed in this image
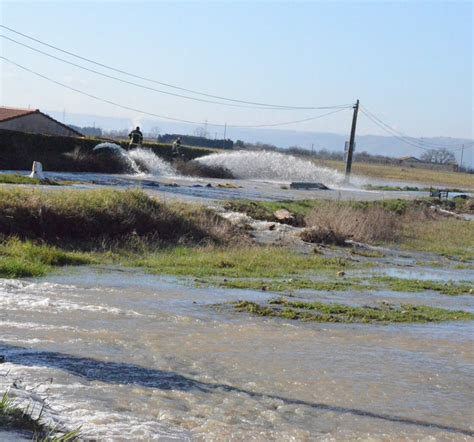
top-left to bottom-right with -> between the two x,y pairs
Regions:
132,246 -> 349,278
373,276 -> 473,296
0,238 -> 94,278
0,392 -> 79,440
219,278 -> 364,292
234,299 -> 474,323
0,174 -> 43,185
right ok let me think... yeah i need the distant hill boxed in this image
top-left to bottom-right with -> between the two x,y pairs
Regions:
48,110 -> 473,167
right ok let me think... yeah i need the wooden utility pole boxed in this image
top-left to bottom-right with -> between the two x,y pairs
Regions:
345,99 -> 359,182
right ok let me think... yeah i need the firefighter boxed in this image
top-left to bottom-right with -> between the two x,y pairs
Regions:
128,126 -> 143,149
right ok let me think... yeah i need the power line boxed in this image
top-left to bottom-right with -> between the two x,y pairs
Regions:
0,55 -> 349,128
0,24 -> 352,111
361,105 -> 473,150
1,34 -> 352,111
360,108 -> 450,151
363,108 -> 468,150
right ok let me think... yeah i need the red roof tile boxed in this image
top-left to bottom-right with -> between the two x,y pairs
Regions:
0,107 -> 83,136
0,107 -> 37,123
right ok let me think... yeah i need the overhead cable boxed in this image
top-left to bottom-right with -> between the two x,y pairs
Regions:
0,55 -> 349,128
0,24 -> 351,111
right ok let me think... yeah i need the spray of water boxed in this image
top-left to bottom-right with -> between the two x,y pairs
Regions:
93,143 -> 176,177
93,143 -> 142,174
129,148 -> 176,176
195,151 -> 345,185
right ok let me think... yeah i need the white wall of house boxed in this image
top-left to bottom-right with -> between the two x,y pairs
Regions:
0,113 -> 80,137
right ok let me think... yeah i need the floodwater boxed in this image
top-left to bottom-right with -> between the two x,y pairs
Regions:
1,268 -> 473,440
0,168 -> 432,205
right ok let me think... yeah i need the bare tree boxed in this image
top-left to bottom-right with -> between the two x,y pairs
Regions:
149,126 -> 161,141
420,148 -> 456,164
194,125 -> 209,138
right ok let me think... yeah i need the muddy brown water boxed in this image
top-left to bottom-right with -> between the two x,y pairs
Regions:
0,268 -> 473,440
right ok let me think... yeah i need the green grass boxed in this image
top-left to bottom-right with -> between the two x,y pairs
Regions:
132,246 -> 349,278
0,174 -> 43,185
0,392 -> 79,441
219,277 -> 364,292
234,299 -> 474,323
0,238 -> 94,278
217,274 -> 472,296
373,276 -> 473,296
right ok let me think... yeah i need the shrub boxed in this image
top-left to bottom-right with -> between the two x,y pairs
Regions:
301,202 -> 434,245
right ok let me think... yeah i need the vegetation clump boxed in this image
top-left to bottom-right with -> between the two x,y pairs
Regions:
234,299 -> 474,323
219,278 -> 364,292
373,276 -> 473,296
0,238 -> 93,278
0,188 -> 240,246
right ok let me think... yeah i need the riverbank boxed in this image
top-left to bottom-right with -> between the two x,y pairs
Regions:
0,187 -> 472,323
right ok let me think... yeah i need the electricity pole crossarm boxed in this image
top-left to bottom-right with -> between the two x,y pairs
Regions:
345,99 -> 359,182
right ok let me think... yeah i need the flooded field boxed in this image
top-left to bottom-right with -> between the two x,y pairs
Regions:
1,268 -> 473,440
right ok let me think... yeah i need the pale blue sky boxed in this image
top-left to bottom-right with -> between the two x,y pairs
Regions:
0,0 -> 472,139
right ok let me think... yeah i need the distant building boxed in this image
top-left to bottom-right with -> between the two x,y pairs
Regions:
0,107 -> 83,137
398,156 -> 422,163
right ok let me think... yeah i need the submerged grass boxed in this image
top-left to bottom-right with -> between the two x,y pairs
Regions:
234,299 -> 474,323
219,278 -> 364,292
373,276 -> 473,296
0,392 -> 79,441
132,247 -> 349,278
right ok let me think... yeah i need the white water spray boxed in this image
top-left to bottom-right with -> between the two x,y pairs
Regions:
93,143 -> 175,177
129,148 -> 176,176
93,143 -> 142,174
195,151 -> 346,185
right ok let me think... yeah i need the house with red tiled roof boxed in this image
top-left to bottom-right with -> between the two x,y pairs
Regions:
0,107 -> 83,137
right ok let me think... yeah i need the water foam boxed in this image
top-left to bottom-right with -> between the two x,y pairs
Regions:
195,151 -> 345,185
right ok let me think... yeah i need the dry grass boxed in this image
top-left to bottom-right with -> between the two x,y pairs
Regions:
301,201 -> 473,259
402,218 -> 474,260
318,160 -> 474,189
302,204 -> 400,244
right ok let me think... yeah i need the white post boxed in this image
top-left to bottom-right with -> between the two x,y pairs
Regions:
29,161 -> 45,180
